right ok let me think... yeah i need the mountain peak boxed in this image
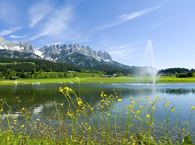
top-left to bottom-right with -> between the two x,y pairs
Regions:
0,37 -> 33,53
40,43 -> 112,62
0,37 -> 40,59
38,43 -> 113,68
0,38 -> 119,69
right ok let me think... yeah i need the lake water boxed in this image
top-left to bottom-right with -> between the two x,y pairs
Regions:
0,83 -> 195,137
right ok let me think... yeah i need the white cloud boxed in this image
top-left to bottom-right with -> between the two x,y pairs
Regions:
108,43 -> 144,58
29,1 -> 53,28
9,34 -> 27,39
98,41 -> 147,66
106,40 -> 159,67
0,27 -> 21,36
95,6 -> 162,31
29,5 -> 73,41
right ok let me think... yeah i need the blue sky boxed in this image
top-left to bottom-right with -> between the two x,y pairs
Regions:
0,0 -> 195,69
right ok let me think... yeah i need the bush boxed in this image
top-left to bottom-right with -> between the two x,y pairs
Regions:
177,73 -> 193,78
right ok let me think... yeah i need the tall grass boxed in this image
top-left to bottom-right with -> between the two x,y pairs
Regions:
0,86 -> 194,144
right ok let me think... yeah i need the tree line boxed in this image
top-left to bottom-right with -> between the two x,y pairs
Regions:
1,57 -> 194,80
0,58 -> 79,79
159,68 -> 195,78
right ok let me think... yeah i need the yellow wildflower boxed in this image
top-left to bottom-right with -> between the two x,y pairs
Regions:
164,101 -> 171,108
59,87 -> 63,93
128,105 -> 133,109
131,101 -> 135,104
20,125 -> 25,128
136,110 -> 141,115
151,105 -> 155,111
76,98 -> 83,106
171,107 -> 176,112
100,92 -> 104,98
117,98 -> 122,102
191,106 -> 195,111
67,110 -> 74,118
13,120 -> 17,125
146,114 -> 151,119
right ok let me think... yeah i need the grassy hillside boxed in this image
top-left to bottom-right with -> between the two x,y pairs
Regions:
0,57 -> 78,72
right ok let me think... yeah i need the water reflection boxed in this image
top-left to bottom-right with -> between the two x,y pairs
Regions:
0,83 -> 195,121
161,88 -> 195,94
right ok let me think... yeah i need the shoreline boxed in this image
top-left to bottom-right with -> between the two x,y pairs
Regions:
1,76 -> 195,86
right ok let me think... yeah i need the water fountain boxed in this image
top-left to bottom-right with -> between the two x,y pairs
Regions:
145,40 -> 159,86
143,39 -> 161,97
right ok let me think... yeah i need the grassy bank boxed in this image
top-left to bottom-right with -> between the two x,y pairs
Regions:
0,77 -> 134,85
1,76 -> 195,85
159,76 -> 195,83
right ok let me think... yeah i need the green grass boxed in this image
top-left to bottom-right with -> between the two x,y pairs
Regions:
0,62 -> 15,65
0,62 -> 36,66
159,76 -> 195,83
1,76 -> 195,86
0,77 -> 130,85
38,72 -> 97,78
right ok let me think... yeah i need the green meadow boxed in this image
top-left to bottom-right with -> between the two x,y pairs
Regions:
1,75 -> 195,86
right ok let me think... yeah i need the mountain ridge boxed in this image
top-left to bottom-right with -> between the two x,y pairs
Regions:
0,37 -> 33,53
0,37 -> 126,70
39,44 -> 112,62
0,37 -> 160,75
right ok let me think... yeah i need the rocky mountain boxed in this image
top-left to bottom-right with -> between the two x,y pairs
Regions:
39,44 -> 112,61
39,44 -> 115,69
0,37 -> 133,73
0,37 -> 40,59
0,37 -> 33,53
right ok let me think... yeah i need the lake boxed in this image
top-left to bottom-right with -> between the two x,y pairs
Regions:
0,83 -> 195,138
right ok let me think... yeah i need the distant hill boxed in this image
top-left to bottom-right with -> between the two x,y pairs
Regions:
159,68 -> 195,77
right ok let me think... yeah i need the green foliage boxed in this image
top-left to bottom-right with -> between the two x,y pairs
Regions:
177,73 -> 193,78
192,72 -> 195,77
183,135 -> 193,145
0,57 -> 81,79
159,68 -> 195,77
3,69 -> 17,80
0,57 -> 78,72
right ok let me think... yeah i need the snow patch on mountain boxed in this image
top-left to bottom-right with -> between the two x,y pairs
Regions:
34,50 -> 43,58
0,37 -> 33,53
